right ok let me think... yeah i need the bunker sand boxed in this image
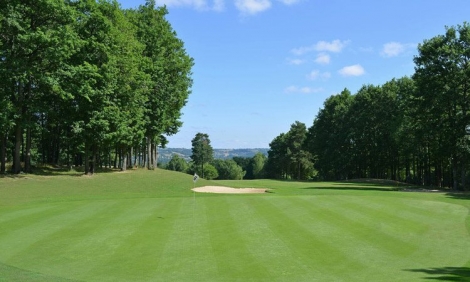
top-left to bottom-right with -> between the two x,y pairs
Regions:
192,186 -> 268,194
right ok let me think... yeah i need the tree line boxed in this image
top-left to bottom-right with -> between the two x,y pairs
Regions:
266,23 -> 470,190
163,132 -> 267,180
0,0 -> 193,174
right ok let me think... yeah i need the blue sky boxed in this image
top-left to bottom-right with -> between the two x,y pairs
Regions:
118,0 -> 470,149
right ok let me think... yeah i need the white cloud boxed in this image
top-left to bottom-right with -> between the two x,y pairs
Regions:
381,42 -> 416,57
212,0 -> 225,11
285,85 -> 323,94
315,53 -> 330,65
381,42 -> 405,57
277,0 -> 300,5
235,0 -> 271,15
338,64 -> 365,76
306,70 -> 331,80
291,40 -> 349,55
287,58 -> 305,65
316,40 -> 348,53
156,0 -> 224,11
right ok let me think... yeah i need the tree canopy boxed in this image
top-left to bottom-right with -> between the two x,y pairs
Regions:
266,22 -> 470,189
0,0 -> 193,174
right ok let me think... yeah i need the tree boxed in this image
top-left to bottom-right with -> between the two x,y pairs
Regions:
0,0 -> 78,173
167,154 -> 188,172
202,163 -> 218,180
265,133 -> 288,179
251,152 -> 266,179
212,159 -> 245,180
127,1 -> 194,170
233,156 -> 252,179
285,121 -> 314,180
190,133 -> 213,178
413,23 -> 470,189
306,89 -> 353,180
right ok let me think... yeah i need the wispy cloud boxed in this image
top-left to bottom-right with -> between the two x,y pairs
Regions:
314,53 -> 330,65
306,70 -> 331,80
381,42 -> 416,57
284,85 -> 323,94
235,0 -> 271,15
381,42 -> 404,57
155,0 -> 224,11
286,58 -> 305,65
277,0 -> 301,5
291,40 -> 349,56
338,64 -> 365,76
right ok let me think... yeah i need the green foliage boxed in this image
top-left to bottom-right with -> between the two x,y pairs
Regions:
190,132 -> 214,178
202,163 -> 218,180
262,23 -> 470,187
166,154 -> 188,173
0,0 -> 193,174
251,152 -> 266,179
413,22 -> 470,189
212,159 -> 245,180
267,121 -> 314,180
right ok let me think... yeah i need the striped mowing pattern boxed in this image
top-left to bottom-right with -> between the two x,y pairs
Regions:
0,192 -> 469,281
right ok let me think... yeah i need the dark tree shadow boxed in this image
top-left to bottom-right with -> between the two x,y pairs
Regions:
405,267 -> 470,281
446,192 -> 470,201
0,166 -> 123,178
301,185 -> 399,192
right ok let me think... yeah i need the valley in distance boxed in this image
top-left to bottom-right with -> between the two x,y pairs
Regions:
158,148 -> 268,164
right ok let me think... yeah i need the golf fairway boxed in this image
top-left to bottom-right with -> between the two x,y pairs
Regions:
0,169 -> 469,281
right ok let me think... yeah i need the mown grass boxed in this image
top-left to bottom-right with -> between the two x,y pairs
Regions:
0,169 -> 469,281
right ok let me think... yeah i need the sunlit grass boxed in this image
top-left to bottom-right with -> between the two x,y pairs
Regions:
0,169 -> 469,281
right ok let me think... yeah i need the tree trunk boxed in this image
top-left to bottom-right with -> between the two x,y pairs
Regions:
142,142 -> 146,167
452,156 -> 458,190
24,127 -> 32,173
84,145 -> 90,175
113,147 -> 118,169
90,148 -> 95,175
0,134 -> 6,174
13,122 -> 22,174
147,137 -> 153,170
154,142 -> 158,168
461,167 -> 466,191
121,147 -> 128,171
129,146 -> 134,168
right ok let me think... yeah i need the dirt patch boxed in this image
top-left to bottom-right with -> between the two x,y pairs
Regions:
192,186 -> 268,194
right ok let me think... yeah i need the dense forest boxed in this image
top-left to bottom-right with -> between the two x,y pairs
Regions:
265,23 -> 470,190
0,0 -> 193,174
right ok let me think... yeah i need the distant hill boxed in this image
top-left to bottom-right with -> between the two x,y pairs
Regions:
158,148 -> 268,163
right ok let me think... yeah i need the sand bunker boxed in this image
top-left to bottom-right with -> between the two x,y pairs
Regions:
192,186 -> 268,194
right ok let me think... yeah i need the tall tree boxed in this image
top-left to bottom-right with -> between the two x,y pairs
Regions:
307,89 -> 353,180
0,0 -> 78,173
285,121 -> 313,180
127,1 -> 194,170
413,23 -> 470,189
251,152 -> 267,179
265,133 -> 288,179
190,133 -> 213,178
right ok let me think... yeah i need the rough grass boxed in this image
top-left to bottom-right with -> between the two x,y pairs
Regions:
0,169 -> 469,281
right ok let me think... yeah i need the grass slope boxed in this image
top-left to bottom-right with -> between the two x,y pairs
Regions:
0,169 -> 469,281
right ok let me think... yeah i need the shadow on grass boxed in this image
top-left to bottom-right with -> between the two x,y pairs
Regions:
0,262 -> 81,282
0,166 -> 123,178
301,185 -> 399,192
446,192 -> 470,201
405,266 -> 470,281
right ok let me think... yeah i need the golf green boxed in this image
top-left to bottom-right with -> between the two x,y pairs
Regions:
0,169 -> 469,281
